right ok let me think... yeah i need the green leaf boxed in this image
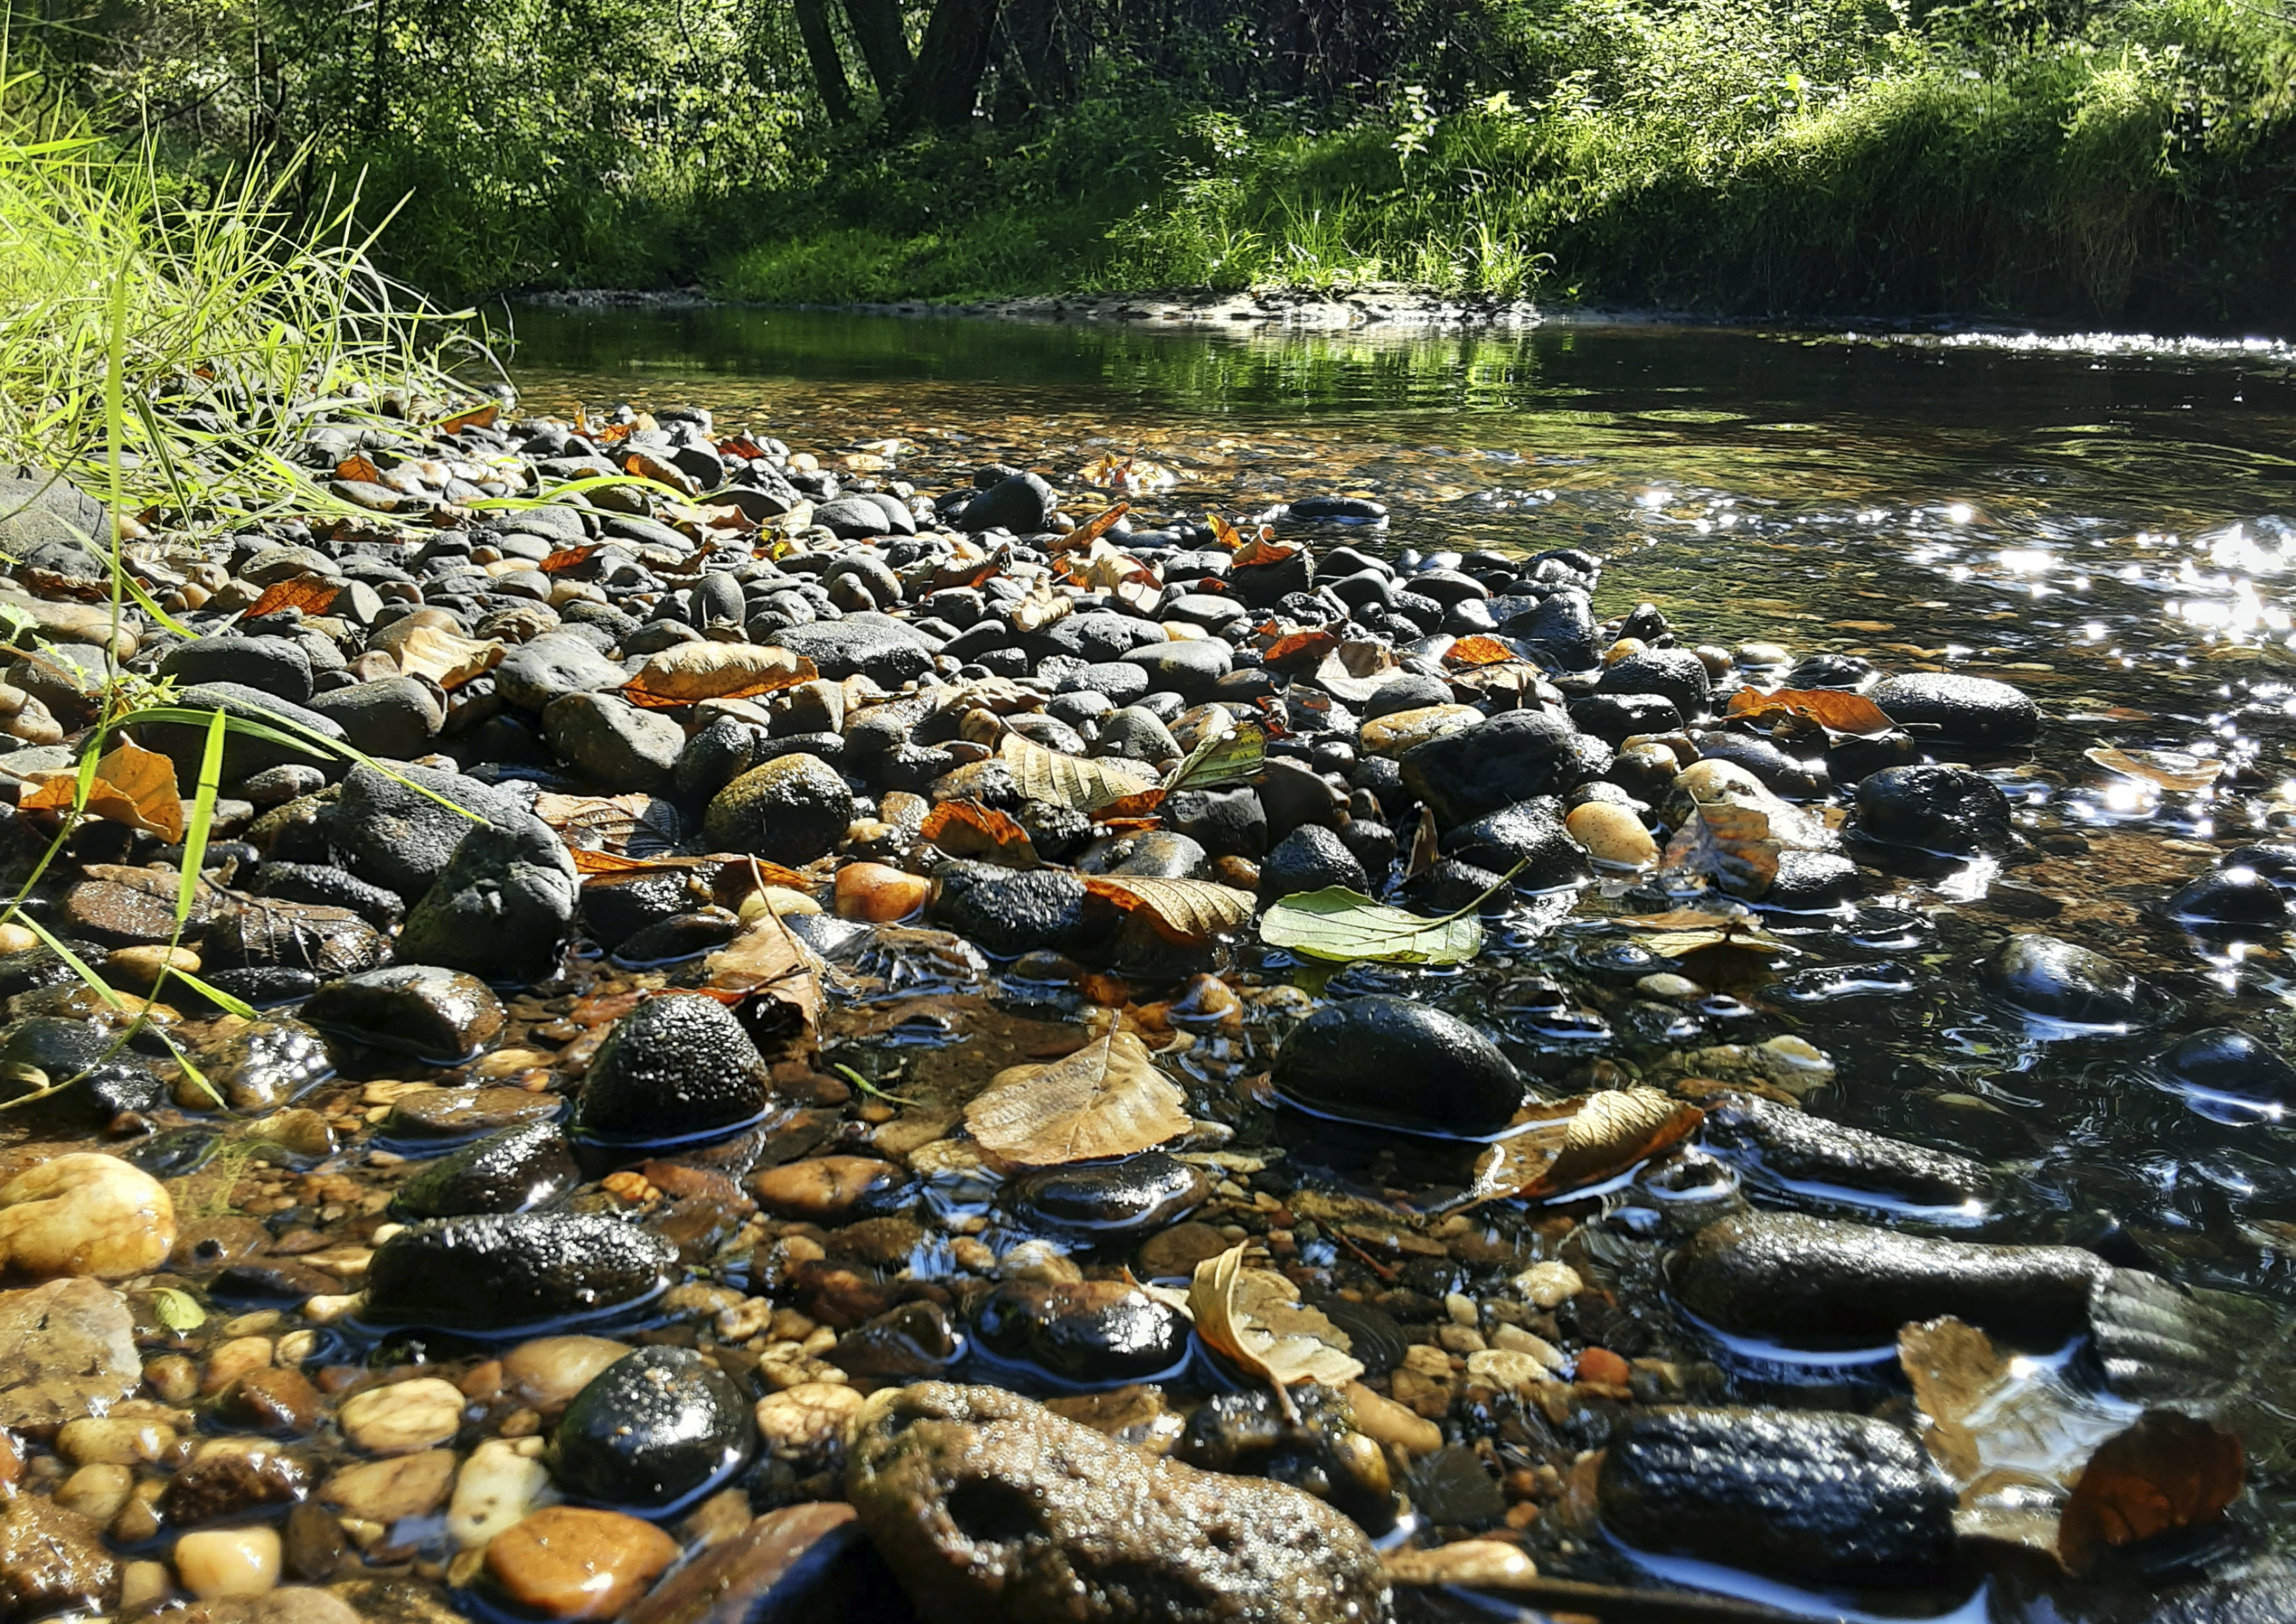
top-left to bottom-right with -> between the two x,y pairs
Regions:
1260,886 -> 1484,965
1164,721 -> 1266,793
168,966 -> 259,1022
176,707 -> 227,926
152,1026 -> 225,1110
149,1286 -> 206,1333
14,912 -> 128,1011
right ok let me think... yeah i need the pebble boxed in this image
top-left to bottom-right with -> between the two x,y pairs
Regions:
321,1449 -> 459,1525
338,1377 -> 465,1455
1564,801 -> 1659,868
753,1382 -> 867,1467
503,1335 -> 636,1417
1513,1261 -> 1584,1308
0,1153 -> 175,1280
749,1157 -> 906,1220
448,1438 -> 554,1550
175,1526 -> 283,1598
482,1506 -> 679,1621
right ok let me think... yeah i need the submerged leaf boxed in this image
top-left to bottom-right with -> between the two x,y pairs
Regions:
1191,1243 -> 1365,1411
1726,687 -> 1895,736
149,1286 -> 206,1333
1085,876 -> 1256,945
2058,1411 -> 2243,1576
702,913 -> 823,1047
1260,887 -> 1482,965
22,738 -> 183,840
998,733 -> 1158,812
1520,1089 -> 1703,1197
2086,747 -> 2223,794
965,1031 -> 1191,1168
1662,803 -> 1783,898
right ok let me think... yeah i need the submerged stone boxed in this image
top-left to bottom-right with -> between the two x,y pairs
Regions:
571,993 -> 777,1150
552,1346 -> 755,1515
1272,994 -> 1523,1136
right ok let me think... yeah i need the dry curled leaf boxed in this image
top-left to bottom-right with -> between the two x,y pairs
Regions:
1190,1244 -> 1365,1413
623,643 -> 815,708
998,733 -> 1158,812
440,403 -> 500,434
21,739 -> 183,840
1310,641 -> 1404,704
244,577 -> 340,620
920,800 -> 1038,868
1085,875 -> 1256,945
1261,628 -> 1339,672
2085,747 -> 2223,794
541,544 -> 600,574
1520,1089 -> 1703,1199
702,912 -> 823,1048
1008,576 -> 1075,636
393,625 -> 503,689
965,1031 -> 1191,1168
1725,687 -> 1894,737
1443,635 -> 1519,668
2059,1411 -> 2244,1576
1054,500 -> 1130,552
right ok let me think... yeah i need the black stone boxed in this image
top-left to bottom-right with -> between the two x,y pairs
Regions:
573,993 -> 777,1149
552,1346 -> 756,1515
389,1121 -> 581,1221
1272,994 -> 1523,1136
360,1212 -> 679,1335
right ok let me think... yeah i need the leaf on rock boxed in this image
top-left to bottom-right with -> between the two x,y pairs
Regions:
998,733 -> 1158,812
2059,1412 -> 2244,1576
1262,628 -> 1339,672
1725,687 -> 1895,736
920,800 -> 1038,868
1164,721 -> 1265,793
1191,1244 -> 1365,1411
1008,576 -> 1075,635
1405,805 -> 1440,880
22,739 -> 183,840
1261,887 -> 1482,965
1309,640 -> 1404,704
1662,803 -> 1782,899
2085,748 -> 2223,794
1519,1089 -> 1702,1199
1443,635 -> 1519,668
1056,500 -> 1130,552
569,848 -> 666,875
702,912 -> 823,1047
245,577 -> 340,619
440,403 -> 500,434
393,625 -> 503,689
1230,537 -> 1298,569
541,544 -> 600,574
966,1031 -> 1191,1168
1085,876 -> 1256,945
534,791 -> 657,842
334,454 -> 382,484
623,643 -> 814,707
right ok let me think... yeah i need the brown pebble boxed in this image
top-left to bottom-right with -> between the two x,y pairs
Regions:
282,1501 -> 348,1583
220,1367 -> 323,1437
833,863 -> 929,923
483,1506 -> 678,1620
748,1158 -> 906,1221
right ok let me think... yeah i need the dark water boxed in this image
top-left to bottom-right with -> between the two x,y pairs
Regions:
512,306 -> 2296,1602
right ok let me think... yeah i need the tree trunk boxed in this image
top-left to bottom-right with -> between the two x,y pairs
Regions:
892,0 -> 999,131
794,0 -> 857,122
839,0 -> 913,100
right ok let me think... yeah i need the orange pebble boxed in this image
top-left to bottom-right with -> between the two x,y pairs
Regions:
1576,1347 -> 1630,1386
834,861 -> 931,922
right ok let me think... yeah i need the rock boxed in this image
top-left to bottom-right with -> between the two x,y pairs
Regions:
162,1443 -> 310,1525
503,1337 -> 636,1418
393,812 -> 579,983
1258,825 -> 1367,898
972,1281 -> 1191,1387
0,1277 -> 141,1426
1599,647 -> 1711,718
551,1347 -> 755,1515
1762,848 -> 1863,913
1446,799 -> 1594,888
305,677 -> 444,759
162,1588 -> 363,1624
448,1439 -> 553,1550
1869,672 -> 2039,747
573,994 -> 777,1150
483,1506 -> 679,1621
389,1122 -> 581,1221
1161,786 -> 1266,859
316,763 -> 521,903
380,1087 -> 560,1143
1700,1095 -> 1990,1207
961,473 -> 1055,533
359,1213 -> 677,1337
1120,640 -> 1232,702
0,1153 -> 173,1280
702,755 -> 854,865
2159,1028 -> 2296,1108
300,965 -> 506,1061
846,1382 -> 1388,1624
2167,865 -> 2291,928
1564,801 -> 1657,869
1984,933 -> 2143,1027
927,861 -> 1095,958
753,1388 -> 868,1470
1568,690 -> 1682,744
625,1502 -> 889,1624
339,1377 -> 465,1456
1852,765 -> 2011,856
1170,1386 -> 1392,1530
766,621 -> 932,687
219,1366 -> 324,1437
1598,1407 -> 1954,1583
321,1449 -> 457,1523
204,899 -> 387,983
1273,995 -> 1522,1136
0,1015 -> 166,1125
750,1157 -> 907,1220
160,638 -> 315,704
543,693 -> 685,792
1003,1152 -> 1210,1243
1400,709 -> 1607,825
1670,1210 -> 2108,1347
0,1494 -> 117,1615
495,634 -> 631,712
138,683 -> 345,782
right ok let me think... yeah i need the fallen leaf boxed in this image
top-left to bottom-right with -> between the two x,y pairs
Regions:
245,577 -> 340,619
1444,636 -> 1518,668
620,448 -> 700,496
1191,1244 -> 1365,1413
2059,1412 -> 2243,1576
965,1031 -> 1191,1167
334,454 -> 382,484
1518,1089 -> 1702,1198
998,734 -> 1158,812
441,403 -> 500,434
920,800 -> 1037,868
1054,501 -> 1130,552
21,739 -> 183,840
622,642 -> 815,707
1008,577 -> 1075,635
1615,907 -> 1746,931
1260,887 -> 1482,965
1163,721 -> 1265,793
1725,687 -> 1895,737
1262,628 -> 1339,672
1085,876 -> 1256,945
1405,805 -> 1439,880
2085,747 -> 2223,795
1230,537 -> 1299,569
541,544 -> 600,574
1309,640 -> 1404,704
702,912 -> 823,1048
393,625 -> 503,689
569,848 -> 666,875
1662,803 -> 1783,898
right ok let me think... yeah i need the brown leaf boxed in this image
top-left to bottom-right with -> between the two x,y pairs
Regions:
1054,501 -> 1130,552
334,454 -> 382,484
965,1031 -> 1191,1167
1405,804 -> 1440,881
541,544 -> 600,574
245,577 -> 340,619
1084,876 -> 1256,945
702,912 -> 823,1049
1443,636 -> 1518,668
1519,1089 -> 1703,1199
2085,748 -> 2223,794
620,448 -> 700,496
1207,512 -> 1248,552
1615,907 -> 1745,931
21,739 -> 183,840
1310,641 -> 1404,704
1190,1244 -> 1365,1413
440,403 -> 500,434
1262,628 -> 1339,672
920,800 -> 1038,868
997,734 -> 1158,812
393,625 -> 503,689
1662,803 -> 1783,898
1230,537 -> 1298,569
569,848 -> 665,875
622,643 -> 815,708
1725,687 -> 1894,737
2059,1413 -> 2244,1576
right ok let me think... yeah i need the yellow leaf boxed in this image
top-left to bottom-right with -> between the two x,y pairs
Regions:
1189,1244 -> 1365,1413
997,733 -> 1158,812
1084,876 -> 1256,945
622,643 -> 815,708
21,739 -> 183,840
1521,1089 -> 1703,1198
393,625 -> 503,689
965,1031 -> 1191,1167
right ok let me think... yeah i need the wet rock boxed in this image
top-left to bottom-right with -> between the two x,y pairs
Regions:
702,754 -> 854,865
552,1346 -> 755,1515
1401,708 -> 1608,825
972,1280 -> 1190,1388
1598,1407 -> 1954,1583
389,1122 -> 582,1221
504,1336 -> 636,1418
572,994 -> 777,1150
749,1157 -> 908,1220
1853,765 -> 2012,856
753,1386 -> 867,1471
2166,865 -> 2291,928
0,1015 -> 166,1125
1700,1095 -> 1991,1208
624,1502 -> 893,1624
1600,647 -> 1712,718
206,899 -> 388,980
1273,994 -> 1523,1135
2157,1028 -> 2296,1108
0,1494 -> 117,1616
0,1276 -> 141,1426
1161,786 -> 1266,859
380,1086 -> 560,1143
315,763 -> 521,903
544,693 -> 685,792
1671,1210 -> 2107,1347
1689,732 -> 1829,799
395,811 -> 579,983
321,1449 -> 457,1524
0,1153 -> 173,1280
614,907 -> 743,964
1259,824 -> 1367,899
1447,798 -> 1594,888
302,965 -> 506,1060
1564,801 -> 1657,869
482,1506 -> 680,1621
1003,1151 -> 1209,1242
220,1366 -> 325,1437
360,1212 -> 677,1337
1984,933 -> 2143,1027
162,1587 -> 362,1624
961,472 -> 1055,534
846,1382 -> 1388,1624
927,861 -> 1095,958
340,1376 -> 464,1455
828,1301 -> 961,1381
1761,848 -> 1863,913
1400,1445 -> 1504,1527
1172,1387 -> 1393,1531
581,867 -> 710,952
1870,672 -> 2039,747
163,1443 -> 310,1525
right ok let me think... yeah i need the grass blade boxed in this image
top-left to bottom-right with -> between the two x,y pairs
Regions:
175,706 -> 226,925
